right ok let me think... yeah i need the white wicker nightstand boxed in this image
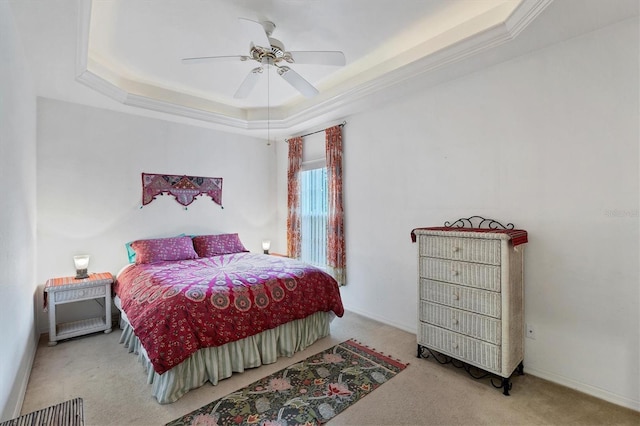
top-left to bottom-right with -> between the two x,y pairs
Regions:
44,272 -> 113,346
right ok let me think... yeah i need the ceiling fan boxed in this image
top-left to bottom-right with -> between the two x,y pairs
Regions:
182,18 -> 346,99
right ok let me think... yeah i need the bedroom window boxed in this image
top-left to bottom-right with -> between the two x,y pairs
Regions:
287,124 -> 343,284
300,166 -> 328,268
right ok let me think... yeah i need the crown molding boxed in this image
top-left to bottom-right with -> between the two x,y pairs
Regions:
75,0 -> 91,76
75,69 -> 128,103
124,93 -> 250,129
506,0 -> 554,37
277,0 -> 554,129
74,0 -> 553,133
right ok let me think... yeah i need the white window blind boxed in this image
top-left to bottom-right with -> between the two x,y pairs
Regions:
300,166 -> 328,268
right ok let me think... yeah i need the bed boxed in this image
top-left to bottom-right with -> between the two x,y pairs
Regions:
113,234 -> 344,403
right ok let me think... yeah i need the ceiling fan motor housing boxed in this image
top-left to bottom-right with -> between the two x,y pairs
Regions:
250,37 -> 291,64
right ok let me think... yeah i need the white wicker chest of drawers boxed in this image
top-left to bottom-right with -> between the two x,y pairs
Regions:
412,221 -> 527,394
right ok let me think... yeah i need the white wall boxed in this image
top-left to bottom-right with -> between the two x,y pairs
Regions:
0,3 -> 38,421
36,98 -> 277,328
278,17 -> 639,409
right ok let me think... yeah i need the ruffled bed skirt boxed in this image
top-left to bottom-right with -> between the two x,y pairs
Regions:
118,311 -> 333,403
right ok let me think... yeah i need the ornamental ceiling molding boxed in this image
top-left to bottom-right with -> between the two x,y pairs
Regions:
75,0 -> 552,131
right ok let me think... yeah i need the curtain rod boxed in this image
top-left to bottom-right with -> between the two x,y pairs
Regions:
285,121 -> 346,143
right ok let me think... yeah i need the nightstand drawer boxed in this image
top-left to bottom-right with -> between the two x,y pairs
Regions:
54,285 -> 106,303
419,301 -> 501,344
419,257 -> 500,291
420,279 -> 501,318
418,323 -> 501,373
419,236 -> 500,265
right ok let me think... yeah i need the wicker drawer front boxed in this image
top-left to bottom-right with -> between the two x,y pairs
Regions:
418,323 -> 501,373
420,279 -> 501,318
419,236 -> 500,265
419,257 -> 500,291
419,301 -> 501,344
54,285 -> 106,302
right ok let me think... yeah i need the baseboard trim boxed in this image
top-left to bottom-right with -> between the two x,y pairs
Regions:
342,306 -> 639,413
525,366 -> 640,412
2,328 -> 39,421
343,306 -> 416,335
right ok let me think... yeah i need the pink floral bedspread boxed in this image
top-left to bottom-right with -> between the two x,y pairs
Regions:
114,252 -> 344,374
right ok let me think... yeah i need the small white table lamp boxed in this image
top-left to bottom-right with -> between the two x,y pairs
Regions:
74,255 -> 90,279
262,240 -> 271,255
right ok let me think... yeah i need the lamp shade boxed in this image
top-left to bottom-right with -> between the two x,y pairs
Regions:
74,255 -> 90,279
262,240 -> 271,254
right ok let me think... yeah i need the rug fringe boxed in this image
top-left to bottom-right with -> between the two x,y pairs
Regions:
345,338 -> 408,367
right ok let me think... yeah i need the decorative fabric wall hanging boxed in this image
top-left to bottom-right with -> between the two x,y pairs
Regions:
141,173 -> 223,208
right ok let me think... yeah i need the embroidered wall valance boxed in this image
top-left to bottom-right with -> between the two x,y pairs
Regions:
142,173 -> 223,208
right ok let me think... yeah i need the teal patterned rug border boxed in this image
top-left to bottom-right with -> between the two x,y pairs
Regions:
166,339 -> 408,426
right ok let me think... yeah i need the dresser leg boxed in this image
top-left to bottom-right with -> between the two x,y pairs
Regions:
416,344 -> 429,359
502,377 -> 512,396
416,344 -> 430,359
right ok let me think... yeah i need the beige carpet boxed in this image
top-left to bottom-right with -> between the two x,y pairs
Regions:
20,311 -> 639,425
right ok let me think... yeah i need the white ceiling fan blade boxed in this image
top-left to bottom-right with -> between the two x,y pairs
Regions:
238,18 -> 271,48
288,51 -> 346,66
182,55 -> 249,65
277,66 -> 319,98
234,67 -> 263,99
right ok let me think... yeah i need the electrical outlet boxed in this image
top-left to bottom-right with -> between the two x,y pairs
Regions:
526,323 -> 536,339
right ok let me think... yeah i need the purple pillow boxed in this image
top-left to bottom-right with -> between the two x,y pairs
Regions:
131,236 -> 198,264
192,233 -> 249,257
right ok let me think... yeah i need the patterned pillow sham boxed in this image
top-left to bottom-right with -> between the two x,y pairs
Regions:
125,234 -> 187,263
131,236 -> 198,264
192,233 -> 249,257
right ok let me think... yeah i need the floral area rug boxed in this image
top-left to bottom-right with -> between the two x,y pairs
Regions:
166,339 -> 408,426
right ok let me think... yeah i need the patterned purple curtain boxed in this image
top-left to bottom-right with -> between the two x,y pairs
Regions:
287,137 -> 303,259
325,126 -> 346,285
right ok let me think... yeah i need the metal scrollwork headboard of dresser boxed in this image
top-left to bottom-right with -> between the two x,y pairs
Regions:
444,215 -> 515,230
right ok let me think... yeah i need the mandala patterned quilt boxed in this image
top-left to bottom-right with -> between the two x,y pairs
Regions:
114,252 -> 344,375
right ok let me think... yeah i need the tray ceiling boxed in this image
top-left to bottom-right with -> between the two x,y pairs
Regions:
13,0 -> 636,136
76,0 -> 548,131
